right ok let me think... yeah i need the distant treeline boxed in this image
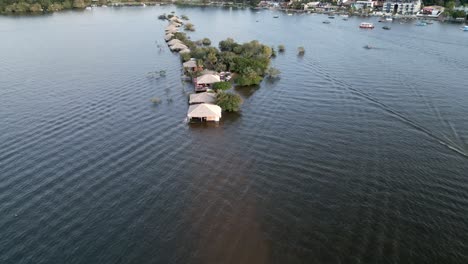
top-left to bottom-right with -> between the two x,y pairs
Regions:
0,0 -> 167,13
1,0 -> 89,13
0,0 -> 261,13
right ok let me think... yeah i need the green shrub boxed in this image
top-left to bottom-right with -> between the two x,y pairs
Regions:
266,67 -> 281,79
216,92 -> 243,112
202,38 -> 211,46
184,23 -> 195,31
298,46 -> 305,55
278,44 -> 285,52
235,68 -> 262,86
181,14 -> 189,20
212,81 -> 231,91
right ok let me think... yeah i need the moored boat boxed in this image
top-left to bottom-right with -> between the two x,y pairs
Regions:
359,22 -> 374,29
416,21 -> 427,26
461,26 -> 468,31
323,20 -> 331,24
383,26 -> 391,30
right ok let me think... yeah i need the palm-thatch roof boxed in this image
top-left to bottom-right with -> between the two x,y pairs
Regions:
187,104 -> 222,120
183,60 -> 197,68
170,43 -> 189,51
170,22 -> 182,27
164,33 -> 174,41
165,28 -> 178,34
196,74 -> 221,84
189,92 -> 216,104
165,25 -> 178,32
168,39 -> 182,46
169,16 -> 183,24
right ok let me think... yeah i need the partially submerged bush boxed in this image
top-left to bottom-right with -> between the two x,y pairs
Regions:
184,23 -> 195,31
278,44 -> 285,52
235,68 -> 262,86
202,38 -> 211,46
181,15 -> 189,20
266,67 -> 281,79
212,81 -> 231,91
150,97 -> 161,104
158,14 -> 166,20
297,46 -> 305,55
216,92 -> 243,112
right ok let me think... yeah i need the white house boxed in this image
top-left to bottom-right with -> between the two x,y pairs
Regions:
383,0 -> 421,15
353,1 -> 374,10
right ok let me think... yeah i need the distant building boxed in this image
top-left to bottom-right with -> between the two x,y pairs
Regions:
353,1 -> 374,10
382,0 -> 421,15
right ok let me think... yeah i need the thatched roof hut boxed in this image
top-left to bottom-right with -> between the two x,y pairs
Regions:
165,25 -> 178,33
168,39 -> 182,46
170,22 -> 182,27
196,74 -> 221,85
189,92 -> 216,105
183,59 -> 197,68
164,33 -> 174,41
170,43 -> 189,51
169,16 -> 183,24
187,103 -> 222,122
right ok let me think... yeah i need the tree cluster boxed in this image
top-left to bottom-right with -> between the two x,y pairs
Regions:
179,37 -> 273,86
0,0 -> 113,12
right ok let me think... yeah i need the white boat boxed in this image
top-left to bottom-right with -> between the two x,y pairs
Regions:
359,22 -> 374,29
85,6 -> 92,10
385,16 -> 393,22
341,14 -> 349,18
461,26 -> 468,31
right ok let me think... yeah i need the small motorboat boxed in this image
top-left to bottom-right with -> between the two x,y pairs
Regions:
359,22 -> 374,29
382,26 -> 391,30
461,25 -> 468,31
287,13 -> 293,16
416,21 -> 427,26
364,45 -> 374,49
343,18 -> 348,21
323,20 -> 331,24
273,15 -> 279,18
328,16 -> 335,19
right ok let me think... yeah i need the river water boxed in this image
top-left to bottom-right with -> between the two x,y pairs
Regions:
1,6 -> 468,263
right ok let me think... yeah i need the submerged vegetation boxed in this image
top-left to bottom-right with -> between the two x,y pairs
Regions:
297,46 -> 305,56
212,81 -> 231,91
202,38 -> 211,46
278,44 -> 285,53
184,23 -> 195,31
177,36 -> 274,87
216,92 -> 243,112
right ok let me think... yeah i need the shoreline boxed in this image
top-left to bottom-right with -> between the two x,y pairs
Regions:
2,2 -> 465,23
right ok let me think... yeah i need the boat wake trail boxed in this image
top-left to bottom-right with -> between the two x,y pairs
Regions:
348,85 -> 468,158
314,65 -> 468,158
